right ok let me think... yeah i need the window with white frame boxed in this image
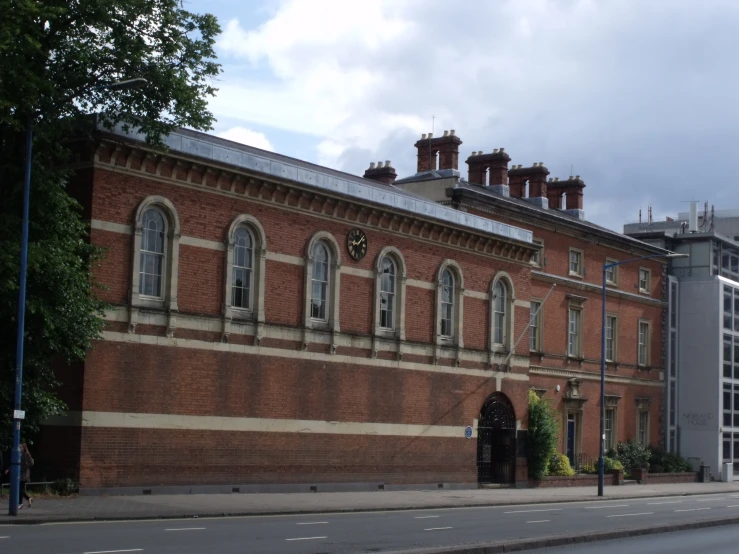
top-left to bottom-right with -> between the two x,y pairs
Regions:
638,268 -> 650,294
310,242 -> 330,320
569,248 -> 583,277
379,256 -> 396,330
139,208 -> 166,298
530,300 -> 542,352
638,410 -> 649,446
231,227 -> 254,310
605,315 -> 617,362
605,408 -> 615,451
493,281 -> 507,346
638,320 -> 650,367
568,308 -> 582,358
605,259 -> 618,285
440,269 -> 454,337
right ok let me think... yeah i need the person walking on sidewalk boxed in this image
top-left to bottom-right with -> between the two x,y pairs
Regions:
3,443 -> 34,509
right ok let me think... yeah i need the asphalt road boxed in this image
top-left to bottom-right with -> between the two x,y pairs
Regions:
523,524 -> 739,554
2,492 -> 739,553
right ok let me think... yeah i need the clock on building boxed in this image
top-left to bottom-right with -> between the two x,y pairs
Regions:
347,228 -> 368,261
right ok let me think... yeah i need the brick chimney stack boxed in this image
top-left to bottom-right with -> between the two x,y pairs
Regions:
363,160 -> 397,185
548,175 -> 586,218
414,130 -> 463,173
507,163 -> 550,207
465,148 -> 511,196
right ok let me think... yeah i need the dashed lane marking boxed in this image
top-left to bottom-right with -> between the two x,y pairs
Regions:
424,527 -> 453,531
83,550 -> 144,554
585,504 -> 629,509
504,509 -> 562,514
285,536 -> 327,541
527,520 -> 550,524
647,501 -> 682,505
414,516 -> 440,519
676,508 -> 710,512
164,528 -> 206,531
297,522 -> 328,525
607,512 -> 654,518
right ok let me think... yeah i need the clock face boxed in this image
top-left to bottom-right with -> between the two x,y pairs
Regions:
347,228 -> 368,261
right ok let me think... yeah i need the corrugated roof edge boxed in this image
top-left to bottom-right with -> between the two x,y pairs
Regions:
95,121 -> 534,245
451,180 -> 670,255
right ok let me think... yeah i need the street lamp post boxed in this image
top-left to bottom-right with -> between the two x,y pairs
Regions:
9,78 -> 147,516
597,251 -> 688,497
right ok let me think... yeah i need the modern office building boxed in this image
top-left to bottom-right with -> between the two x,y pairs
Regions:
625,205 -> 739,478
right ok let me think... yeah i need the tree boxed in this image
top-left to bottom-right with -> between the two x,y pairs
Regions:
0,0 -> 222,449
527,389 -> 559,480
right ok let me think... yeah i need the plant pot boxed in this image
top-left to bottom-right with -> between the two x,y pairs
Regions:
631,467 -> 648,483
610,469 -> 624,486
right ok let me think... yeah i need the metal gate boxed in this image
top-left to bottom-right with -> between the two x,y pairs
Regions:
477,393 -> 516,484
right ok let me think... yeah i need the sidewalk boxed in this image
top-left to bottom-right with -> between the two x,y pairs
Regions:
2,481 -> 739,525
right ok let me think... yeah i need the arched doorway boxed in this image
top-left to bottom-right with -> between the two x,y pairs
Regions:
477,392 -> 516,484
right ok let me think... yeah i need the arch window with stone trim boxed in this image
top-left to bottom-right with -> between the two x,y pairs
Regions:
222,215 -> 268,340
139,208 -> 166,298
303,232 -> 342,337
129,196 -> 181,335
373,247 -> 408,340
435,261 -> 464,348
490,273 -> 515,352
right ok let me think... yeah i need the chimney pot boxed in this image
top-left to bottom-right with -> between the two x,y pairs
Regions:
575,175 -> 580,179
428,132 -> 433,139
555,177 -> 560,181
443,130 -> 449,137
422,133 -> 427,140
369,162 -> 376,169
548,178 -> 553,182
499,148 -> 504,153
539,162 -> 544,166
450,129 -> 456,136
385,160 -> 392,167
377,161 -> 384,168
493,148 -> 499,154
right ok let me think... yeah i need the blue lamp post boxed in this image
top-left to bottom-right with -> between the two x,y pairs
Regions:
597,251 -> 688,497
9,78 -> 147,515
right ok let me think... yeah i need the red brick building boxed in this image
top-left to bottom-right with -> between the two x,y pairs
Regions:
38,122 -> 668,493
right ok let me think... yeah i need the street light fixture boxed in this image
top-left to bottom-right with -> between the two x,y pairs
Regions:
8,78 -> 147,516
597,251 -> 689,497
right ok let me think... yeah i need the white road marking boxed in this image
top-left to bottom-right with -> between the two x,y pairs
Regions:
585,504 -> 629,509
607,512 -> 654,518
504,508 -> 562,514
285,536 -> 327,541
164,527 -> 205,531
83,550 -> 144,554
414,516 -> 440,519
727,505 -> 739,508
696,498 -> 720,502
424,527 -> 453,531
527,520 -> 550,524
647,501 -> 682,505
0,536 -> 8,539
676,508 -> 710,512
297,522 -> 328,525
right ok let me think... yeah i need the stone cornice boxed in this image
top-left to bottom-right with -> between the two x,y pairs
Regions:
529,365 -> 663,388
85,138 -> 537,266
532,270 -> 667,308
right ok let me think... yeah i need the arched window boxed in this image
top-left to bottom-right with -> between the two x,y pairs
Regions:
311,242 -> 330,320
493,280 -> 507,345
440,269 -> 455,337
222,214 -> 267,343
380,257 -> 396,330
231,227 -> 254,310
139,208 -> 166,298
130,196 -> 181,336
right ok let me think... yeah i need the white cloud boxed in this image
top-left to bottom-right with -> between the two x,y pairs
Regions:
216,126 -> 274,151
213,0 -> 739,230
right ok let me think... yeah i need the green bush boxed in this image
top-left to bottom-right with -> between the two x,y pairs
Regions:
648,447 -> 692,473
527,390 -> 559,480
51,478 -> 79,496
581,461 -> 598,474
612,440 -> 651,471
548,453 -> 576,476
604,457 -> 624,472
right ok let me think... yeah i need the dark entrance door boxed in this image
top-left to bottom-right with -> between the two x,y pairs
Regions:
567,414 -> 576,466
477,392 -> 516,484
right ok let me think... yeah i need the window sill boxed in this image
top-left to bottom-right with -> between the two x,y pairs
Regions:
137,296 -> 166,309
566,355 -> 585,362
638,289 -> 650,295
568,272 -> 584,279
606,281 -> 618,287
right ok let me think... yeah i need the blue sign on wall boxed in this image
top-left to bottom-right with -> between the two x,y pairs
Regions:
465,426 -> 473,439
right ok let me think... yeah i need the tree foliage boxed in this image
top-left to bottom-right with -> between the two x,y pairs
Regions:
527,390 -> 559,480
0,0 -> 221,449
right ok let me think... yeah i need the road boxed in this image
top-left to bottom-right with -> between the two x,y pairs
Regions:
522,525 -> 739,554
2,492 -> 739,553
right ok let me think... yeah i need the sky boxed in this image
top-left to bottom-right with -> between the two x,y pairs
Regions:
184,0 -> 739,232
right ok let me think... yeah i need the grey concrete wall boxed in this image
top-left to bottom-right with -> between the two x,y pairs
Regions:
678,278 -> 721,474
